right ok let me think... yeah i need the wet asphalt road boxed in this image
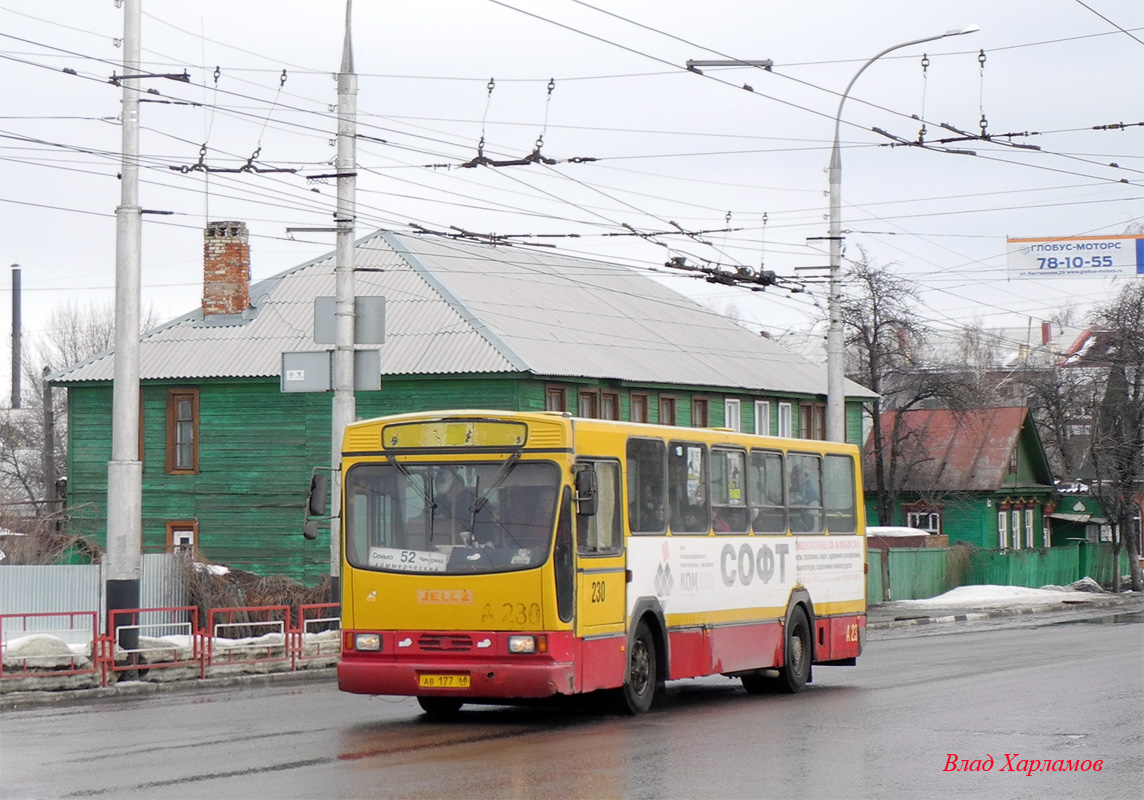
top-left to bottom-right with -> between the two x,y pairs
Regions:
2,609 -> 1141,800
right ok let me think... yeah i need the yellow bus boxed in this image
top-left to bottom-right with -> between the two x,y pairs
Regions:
314,409 -> 866,715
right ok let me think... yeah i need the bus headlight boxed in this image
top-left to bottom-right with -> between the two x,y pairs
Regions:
354,633 -> 382,651
508,635 -> 546,654
508,635 -> 537,654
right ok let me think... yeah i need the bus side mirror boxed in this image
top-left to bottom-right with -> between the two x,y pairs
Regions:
308,473 -> 330,517
303,518 -> 322,540
303,471 -> 332,539
575,467 -> 598,516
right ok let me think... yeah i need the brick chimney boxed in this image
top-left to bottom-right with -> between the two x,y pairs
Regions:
1041,321 -> 1052,346
202,221 -> 250,316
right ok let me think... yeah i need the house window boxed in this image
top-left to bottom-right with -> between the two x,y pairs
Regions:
545,386 -> 567,412
578,389 -> 599,418
1012,509 -> 1023,549
778,402 -> 792,437
907,511 -> 941,534
601,392 -> 620,421
167,520 -> 198,553
630,393 -> 649,423
1009,446 -> 1019,474
798,402 -> 826,440
1025,508 -> 1035,549
692,398 -> 709,428
724,398 -> 741,432
660,396 -> 677,426
166,389 -> 199,474
754,400 -> 770,436
998,511 -> 1008,548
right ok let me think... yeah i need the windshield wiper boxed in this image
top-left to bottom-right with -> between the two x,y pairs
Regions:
466,453 -> 524,547
468,453 -> 520,517
386,455 -> 439,541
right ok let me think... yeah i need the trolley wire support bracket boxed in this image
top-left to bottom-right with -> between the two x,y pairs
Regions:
108,69 -> 190,86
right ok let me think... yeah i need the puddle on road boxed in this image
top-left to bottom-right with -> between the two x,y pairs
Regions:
1046,610 -> 1144,626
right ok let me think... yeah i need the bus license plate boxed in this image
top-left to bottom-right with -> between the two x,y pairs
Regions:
419,673 -> 470,689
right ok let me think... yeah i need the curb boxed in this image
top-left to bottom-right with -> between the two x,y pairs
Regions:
867,593 -> 1144,630
1,666 -> 337,712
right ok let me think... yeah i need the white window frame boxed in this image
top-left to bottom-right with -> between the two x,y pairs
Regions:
1012,509 -> 1023,549
998,511 -> 1008,549
754,400 -> 770,437
1025,508 -> 1035,549
724,398 -> 741,432
778,402 -> 792,438
907,511 -> 941,534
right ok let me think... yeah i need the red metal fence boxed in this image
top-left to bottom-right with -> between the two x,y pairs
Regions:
0,605 -> 339,688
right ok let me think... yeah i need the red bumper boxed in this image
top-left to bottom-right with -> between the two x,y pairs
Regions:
338,630 -> 578,700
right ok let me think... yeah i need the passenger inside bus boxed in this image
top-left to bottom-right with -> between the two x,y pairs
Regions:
789,465 -> 822,532
432,467 -> 474,545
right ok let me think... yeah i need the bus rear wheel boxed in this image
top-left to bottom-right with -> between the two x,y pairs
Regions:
776,606 -> 812,694
617,621 -> 658,715
417,696 -> 464,716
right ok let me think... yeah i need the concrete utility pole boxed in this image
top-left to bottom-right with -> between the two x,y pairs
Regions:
329,0 -> 358,603
826,26 -> 978,442
106,0 -> 144,648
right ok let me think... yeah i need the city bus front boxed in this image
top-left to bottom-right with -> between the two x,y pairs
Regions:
336,415 -> 578,705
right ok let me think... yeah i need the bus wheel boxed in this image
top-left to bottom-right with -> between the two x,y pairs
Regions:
777,606 -> 812,694
618,621 -> 658,715
417,696 -> 464,716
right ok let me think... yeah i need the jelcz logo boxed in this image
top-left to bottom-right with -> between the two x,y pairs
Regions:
654,563 -> 674,597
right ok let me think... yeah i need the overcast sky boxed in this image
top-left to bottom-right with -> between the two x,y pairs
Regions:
1,0 -> 1141,398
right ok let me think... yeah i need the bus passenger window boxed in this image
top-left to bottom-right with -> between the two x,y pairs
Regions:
788,454 -> 824,533
749,450 -> 786,533
577,461 -> 622,555
711,448 -> 749,533
627,439 -> 666,533
669,442 -> 709,534
824,455 -> 857,533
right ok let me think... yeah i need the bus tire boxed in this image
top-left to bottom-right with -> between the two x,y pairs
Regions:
617,620 -> 658,715
417,696 -> 464,716
777,606 -> 812,694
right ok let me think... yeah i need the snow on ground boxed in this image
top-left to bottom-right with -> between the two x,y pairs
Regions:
896,583 -> 1104,608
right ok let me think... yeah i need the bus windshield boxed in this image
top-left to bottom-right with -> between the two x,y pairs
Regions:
344,460 -> 561,575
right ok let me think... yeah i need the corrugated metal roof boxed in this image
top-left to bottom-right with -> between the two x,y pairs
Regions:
49,230 -> 873,398
864,407 -> 1053,492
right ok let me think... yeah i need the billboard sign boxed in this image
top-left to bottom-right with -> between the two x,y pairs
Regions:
1006,234 -> 1144,279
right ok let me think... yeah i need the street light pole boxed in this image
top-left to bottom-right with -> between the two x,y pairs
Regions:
826,26 -> 978,442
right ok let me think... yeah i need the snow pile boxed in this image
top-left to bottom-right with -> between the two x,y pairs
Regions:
896,584 -> 1104,608
2,634 -> 91,670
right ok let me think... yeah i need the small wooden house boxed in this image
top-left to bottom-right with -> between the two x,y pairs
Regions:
50,223 -> 875,582
863,407 -> 1057,549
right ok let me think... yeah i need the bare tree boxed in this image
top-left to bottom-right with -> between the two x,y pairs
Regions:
1,301 -> 156,519
1023,366 -> 1098,478
1087,282 -> 1144,592
841,251 -> 982,525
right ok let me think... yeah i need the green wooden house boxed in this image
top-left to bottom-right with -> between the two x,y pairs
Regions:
49,223 -> 875,583
863,406 -> 1058,549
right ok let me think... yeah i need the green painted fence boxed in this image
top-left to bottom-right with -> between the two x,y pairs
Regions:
866,542 -> 1134,602
886,548 -> 948,601
867,548 -> 885,603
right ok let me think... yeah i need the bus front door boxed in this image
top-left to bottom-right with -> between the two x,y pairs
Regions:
573,460 -> 628,690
